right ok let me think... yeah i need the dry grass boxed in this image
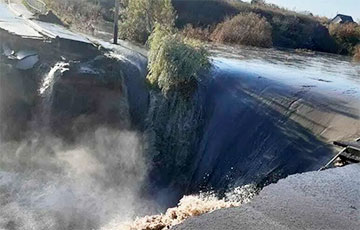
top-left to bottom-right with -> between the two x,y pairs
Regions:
43,0 -> 105,31
210,12 -> 272,48
231,0 -> 314,21
329,23 -> 360,54
181,24 -> 212,42
174,0 -> 336,52
354,45 -> 360,61
329,23 -> 360,39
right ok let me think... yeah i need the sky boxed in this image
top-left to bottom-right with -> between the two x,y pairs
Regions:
246,0 -> 360,20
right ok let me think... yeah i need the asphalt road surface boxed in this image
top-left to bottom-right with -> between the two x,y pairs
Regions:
174,164 -> 360,230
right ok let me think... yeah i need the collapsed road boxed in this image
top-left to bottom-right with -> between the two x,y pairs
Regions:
174,164 -> 360,230
0,1 -> 91,43
1,1 -> 360,229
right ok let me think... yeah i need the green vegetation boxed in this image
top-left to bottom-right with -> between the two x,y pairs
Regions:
175,0 -> 337,53
147,25 -> 210,95
181,24 -> 212,42
211,12 -> 272,48
119,0 -> 175,44
43,0 -> 360,58
43,0 -> 109,29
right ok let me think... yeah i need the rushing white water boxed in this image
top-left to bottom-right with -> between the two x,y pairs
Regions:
36,62 -> 69,128
104,184 -> 259,230
0,129 -> 151,230
39,62 -> 69,96
0,60 -> 158,230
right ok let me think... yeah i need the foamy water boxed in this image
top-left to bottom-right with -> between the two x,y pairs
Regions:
36,62 -> 69,128
103,185 -> 259,230
39,62 -> 69,96
0,129 -> 150,230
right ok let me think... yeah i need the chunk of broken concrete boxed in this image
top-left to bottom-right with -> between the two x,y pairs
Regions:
16,55 -> 39,70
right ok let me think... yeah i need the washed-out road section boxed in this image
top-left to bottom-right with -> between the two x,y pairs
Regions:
174,164 -> 360,230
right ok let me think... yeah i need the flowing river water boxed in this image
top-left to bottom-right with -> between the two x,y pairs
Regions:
0,39 -> 360,230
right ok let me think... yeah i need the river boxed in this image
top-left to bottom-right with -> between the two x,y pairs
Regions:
1,34 -> 360,229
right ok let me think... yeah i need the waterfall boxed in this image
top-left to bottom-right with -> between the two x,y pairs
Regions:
38,62 -> 69,127
39,62 -> 69,96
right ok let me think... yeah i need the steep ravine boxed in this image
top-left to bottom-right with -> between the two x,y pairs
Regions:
1,29 -> 360,229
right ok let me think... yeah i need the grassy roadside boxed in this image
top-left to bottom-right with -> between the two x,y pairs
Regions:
42,0 -> 360,58
42,0 -> 110,32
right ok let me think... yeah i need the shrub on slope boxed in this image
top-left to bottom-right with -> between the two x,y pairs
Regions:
329,23 -> 360,55
210,12 -> 272,48
354,45 -> 360,61
147,25 -> 210,95
119,0 -> 175,44
175,0 -> 337,52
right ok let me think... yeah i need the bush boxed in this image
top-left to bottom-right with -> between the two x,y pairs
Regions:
173,0 -> 337,53
354,45 -> 360,60
172,0 -> 239,28
329,23 -> 360,54
119,0 -> 175,44
181,24 -> 212,42
147,25 -> 211,94
211,12 -> 272,48
44,0 -> 104,26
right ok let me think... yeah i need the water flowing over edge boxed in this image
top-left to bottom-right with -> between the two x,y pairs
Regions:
103,184 -> 259,230
39,62 -> 69,96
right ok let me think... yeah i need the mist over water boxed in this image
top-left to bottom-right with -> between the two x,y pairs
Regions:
0,62 -> 156,229
0,128 -> 153,230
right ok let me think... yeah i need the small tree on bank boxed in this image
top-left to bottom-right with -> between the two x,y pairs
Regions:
147,25 -> 211,95
119,0 -> 175,44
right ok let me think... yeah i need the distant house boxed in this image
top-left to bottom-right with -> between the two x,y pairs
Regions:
331,14 -> 355,24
